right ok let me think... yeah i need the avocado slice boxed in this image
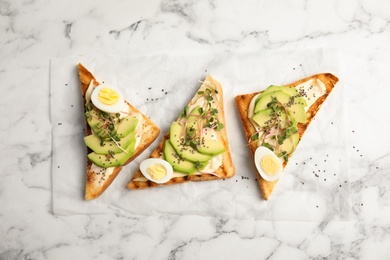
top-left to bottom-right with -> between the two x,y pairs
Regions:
260,85 -> 299,98
279,132 -> 299,155
163,140 -> 198,174
84,130 -> 136,154
186,106 -> 202,138
252,108 -> 288,129
254,90 -> 307,124
117,116 -> 138,138
288,102 -> 307,123
87,110 -> 138,140
169,122 -> 212,163
197,137 -> 226,156
254,90 -> 292,113
87,137 -> 136,168
87,110 -> 109,139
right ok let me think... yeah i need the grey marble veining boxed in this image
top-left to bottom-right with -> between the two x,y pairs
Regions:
1,0 -> 390,259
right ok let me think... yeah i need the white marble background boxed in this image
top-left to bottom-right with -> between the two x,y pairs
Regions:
1,0 -> 390,259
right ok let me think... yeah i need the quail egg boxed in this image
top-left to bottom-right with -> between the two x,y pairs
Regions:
254,146 -> 283,182
91,84 -> 125,113
140,158 -> 173,184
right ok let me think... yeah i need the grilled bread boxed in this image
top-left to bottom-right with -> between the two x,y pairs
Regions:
235,73 -> 338,200
78,63 -> 160,200
127,75 -> 235,189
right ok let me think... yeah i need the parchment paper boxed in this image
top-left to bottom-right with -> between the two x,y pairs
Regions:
51,49 -> 351,221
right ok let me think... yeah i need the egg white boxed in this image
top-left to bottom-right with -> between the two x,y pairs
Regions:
91,84 -> 125,114
254,146 -> 282,182
139,158 -> 173,184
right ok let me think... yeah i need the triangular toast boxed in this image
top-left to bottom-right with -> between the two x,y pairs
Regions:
127,75 -> 235,189
235,73 -> 338,200
78,64 -> 160,200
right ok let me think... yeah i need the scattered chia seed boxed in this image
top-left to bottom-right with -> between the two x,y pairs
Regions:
58,123 -> 62,125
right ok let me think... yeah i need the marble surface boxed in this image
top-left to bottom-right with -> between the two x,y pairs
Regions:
1,0 -> 390,259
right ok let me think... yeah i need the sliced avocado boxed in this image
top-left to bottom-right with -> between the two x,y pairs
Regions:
288,103 -> 306,123
87,137 -> 136,168
197,137 -> 226,156
87,110 -> 139,140
254,91 -> 307,124
260,85 -> 299,98
169,122 -> 212,163
186,106 -> 202,138
163,140 -> 198,174
252,108 -> 288,129
117,116 -> 138,138
84,130 -> 136,154
254,90 -> 292,114
295,96 -> 307,107
87,110 -> 109,139
279,132 -> 299,155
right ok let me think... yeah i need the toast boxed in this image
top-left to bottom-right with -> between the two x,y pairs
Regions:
78,63 -> 160,200
127,75 -> 235,189
235,73 -> 339,200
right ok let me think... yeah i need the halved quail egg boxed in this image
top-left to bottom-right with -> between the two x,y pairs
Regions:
254,146 -> 283,182
91,84 -> 125,113
139,158 -> 173,184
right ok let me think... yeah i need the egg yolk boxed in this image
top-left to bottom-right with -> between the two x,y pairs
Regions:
260,155 -> 279,176
98,87 -> 120,105
147,164 -> 167,180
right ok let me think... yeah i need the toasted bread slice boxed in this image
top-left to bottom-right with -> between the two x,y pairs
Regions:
235,73 -> 339,200
127,75 -> 235,189
78,63 -> 160,200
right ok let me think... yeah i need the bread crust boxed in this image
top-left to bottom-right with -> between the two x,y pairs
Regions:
78,63 -> 160,200
235,73 -> 339,200
127,75 -> 235,189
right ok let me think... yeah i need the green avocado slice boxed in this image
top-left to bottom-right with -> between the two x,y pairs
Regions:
163,140 -> 198,174
84,130 -> 136,154
87,137 -> 136,168
169,122 -> 212,163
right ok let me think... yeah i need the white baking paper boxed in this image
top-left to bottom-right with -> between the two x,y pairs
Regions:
50,49 -> 351,221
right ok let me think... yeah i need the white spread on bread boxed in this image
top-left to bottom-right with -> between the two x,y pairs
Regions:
295,78 -> 326,110
90,164 -> 115,186
85,80 -> 95,103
